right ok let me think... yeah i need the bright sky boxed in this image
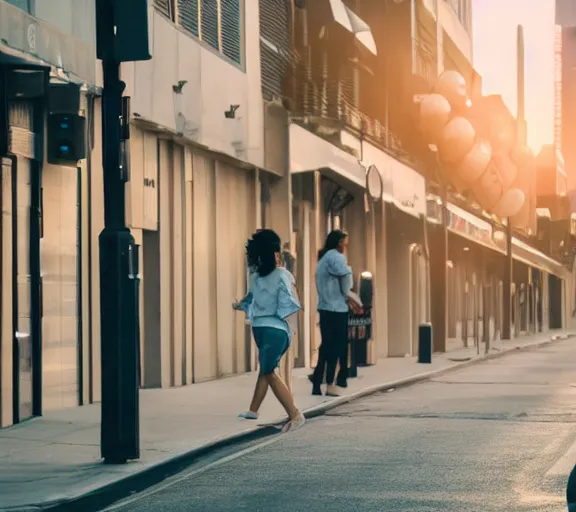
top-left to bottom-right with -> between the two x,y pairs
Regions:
472,0 -> 556,154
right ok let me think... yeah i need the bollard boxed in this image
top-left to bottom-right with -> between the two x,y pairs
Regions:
418,323 -> 432,364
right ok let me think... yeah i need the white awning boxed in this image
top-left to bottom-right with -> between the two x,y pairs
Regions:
329,0 -> 377,55
289,123 -> 365,188
511,237 -> 569,278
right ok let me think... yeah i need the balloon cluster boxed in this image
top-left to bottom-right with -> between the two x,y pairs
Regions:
418,70 -> 533,220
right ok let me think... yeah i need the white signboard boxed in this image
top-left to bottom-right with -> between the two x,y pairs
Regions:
361,141 -> 426,217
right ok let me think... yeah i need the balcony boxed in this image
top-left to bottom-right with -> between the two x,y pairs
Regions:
259,0 -> 428,176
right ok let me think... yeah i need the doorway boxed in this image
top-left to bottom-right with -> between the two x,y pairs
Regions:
142,229 -> 161,388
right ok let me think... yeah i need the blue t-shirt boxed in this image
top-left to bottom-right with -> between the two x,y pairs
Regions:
237,267 -> 301,336
315,249 -> 352,313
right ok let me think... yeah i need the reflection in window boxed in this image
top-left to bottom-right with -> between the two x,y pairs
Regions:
5,0 -> 32,13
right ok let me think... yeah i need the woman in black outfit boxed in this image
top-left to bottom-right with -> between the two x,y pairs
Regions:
310,231 -> 353,396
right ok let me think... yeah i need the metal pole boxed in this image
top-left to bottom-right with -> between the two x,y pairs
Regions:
502,221 -> 513,339
429,173 -> 448,353
98,0 -> 140,464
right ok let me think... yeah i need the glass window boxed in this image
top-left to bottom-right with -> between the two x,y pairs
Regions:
158,0 -> 243,65
5,0 -> 32,13
178,0 -> 199,37
221,0 -> 241,63
201,0 -> 220,50
155,0 -> 176,21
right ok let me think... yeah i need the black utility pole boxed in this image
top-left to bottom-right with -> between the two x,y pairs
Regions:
502,221 -> 513,340
96,0 -> 150,464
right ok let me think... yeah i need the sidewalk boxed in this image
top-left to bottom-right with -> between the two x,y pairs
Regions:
0,330 -> 572,511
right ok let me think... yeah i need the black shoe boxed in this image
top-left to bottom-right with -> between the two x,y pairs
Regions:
312,385 -> 322,396
336,374 -> 348,388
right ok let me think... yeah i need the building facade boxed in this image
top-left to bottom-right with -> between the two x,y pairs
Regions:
0,0 -> 100,427
123,0 -> 277,387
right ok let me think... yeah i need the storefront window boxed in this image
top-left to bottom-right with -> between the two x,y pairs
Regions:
5,0 -> 32,13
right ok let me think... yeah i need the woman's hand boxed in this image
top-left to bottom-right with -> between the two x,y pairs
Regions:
232,301 -> 241,311
349,299 -> 364,316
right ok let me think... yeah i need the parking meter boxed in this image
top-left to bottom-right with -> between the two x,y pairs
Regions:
359,271 -> 373,310
348,271 -> 374,377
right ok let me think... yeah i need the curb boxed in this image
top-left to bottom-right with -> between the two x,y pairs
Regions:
6,427 -> 279,512
8,333 -> 573,512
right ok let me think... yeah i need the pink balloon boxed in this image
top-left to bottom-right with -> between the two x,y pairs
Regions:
419,93 -> 452,143
511,144 -> 534,168
434,70 -> 468,111
456,140 -> 492,186
491,153 -> 518,192
471,163 -> 503,211
492,188 -> 525,218
438,117 -> 475,163
488,118 -> 515,153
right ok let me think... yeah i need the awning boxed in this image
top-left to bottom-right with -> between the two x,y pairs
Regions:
511,237 -> 569,279
289,123 -> 365,188
0,46 -> 50,71
433,199 -> 568,277
329,0 -> 377,55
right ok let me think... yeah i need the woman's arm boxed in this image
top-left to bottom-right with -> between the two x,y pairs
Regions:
233,292 -> 253,312
277,271 -> 301,320
233,274 -> 256,312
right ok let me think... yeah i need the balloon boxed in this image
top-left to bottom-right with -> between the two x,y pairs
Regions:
438,117 -> 475,163
419,93 -> 452,143
471,162 -> 504,211
491,153 -> 518,191
492,188 -> 525,218
455,140 -> 492,186
434,70 -> 468,110
511,143 -> 534,168
488,118 -> 516,153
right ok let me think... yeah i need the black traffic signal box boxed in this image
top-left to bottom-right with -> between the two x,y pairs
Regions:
47,83 -> 86,166
47,113 -> 86,166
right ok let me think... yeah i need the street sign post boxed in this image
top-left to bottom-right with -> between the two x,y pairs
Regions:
96,0 -> 151,464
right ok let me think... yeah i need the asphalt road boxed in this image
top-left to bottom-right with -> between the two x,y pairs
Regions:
106,339 -> 576,512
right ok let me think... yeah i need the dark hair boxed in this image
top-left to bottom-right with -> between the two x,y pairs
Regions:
246,229 -> 281,277
318,230 -> 347,261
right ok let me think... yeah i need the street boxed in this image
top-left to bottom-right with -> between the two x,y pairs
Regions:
105,339 -> 576,512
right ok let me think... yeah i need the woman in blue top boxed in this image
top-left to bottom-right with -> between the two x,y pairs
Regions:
233,229 -> 305,433
311,230 -> 354,397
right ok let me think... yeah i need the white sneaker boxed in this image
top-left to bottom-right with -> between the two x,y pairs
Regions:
281,412 -> 306,433
238,411 -> 259,420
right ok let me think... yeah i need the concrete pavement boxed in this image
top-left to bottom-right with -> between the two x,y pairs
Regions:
0,331 -> 571,511
107,337 -> 576,512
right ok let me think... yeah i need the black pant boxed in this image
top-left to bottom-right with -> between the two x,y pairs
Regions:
312,310 -> 349,385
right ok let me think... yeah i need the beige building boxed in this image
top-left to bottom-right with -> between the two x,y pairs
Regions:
119,1 -> 286,387
0,0 -> 99,427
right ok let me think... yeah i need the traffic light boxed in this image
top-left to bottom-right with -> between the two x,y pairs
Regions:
96,0 -> 152,62
47,113 -> 86,166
